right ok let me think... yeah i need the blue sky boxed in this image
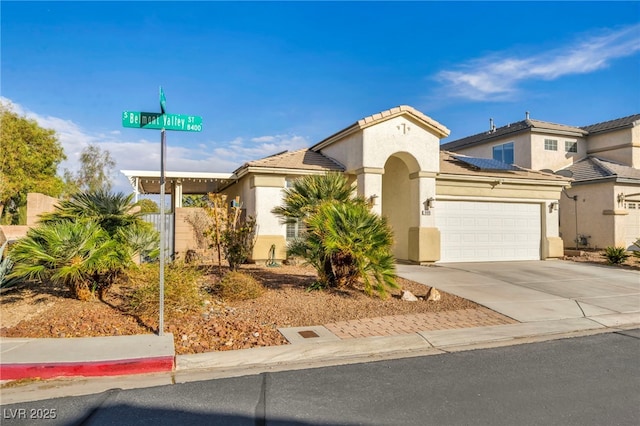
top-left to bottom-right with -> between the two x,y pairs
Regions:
2,1 -> 639,194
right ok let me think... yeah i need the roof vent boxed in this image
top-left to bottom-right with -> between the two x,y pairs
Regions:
525,111 -> 530,120
489,118 -> 496,133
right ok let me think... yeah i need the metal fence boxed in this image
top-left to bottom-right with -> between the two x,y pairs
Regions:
142,213 -> 174,259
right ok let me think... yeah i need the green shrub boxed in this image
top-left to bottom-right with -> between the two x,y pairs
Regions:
602,246 -> 630,265
125,262 -> 205,318
214,271 -> 264,301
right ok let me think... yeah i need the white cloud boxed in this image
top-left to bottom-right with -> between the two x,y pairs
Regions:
1,97 -> 311,194
435,24 -> 640,101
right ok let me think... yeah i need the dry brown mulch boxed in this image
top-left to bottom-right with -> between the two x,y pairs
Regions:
0,264 -> 480,355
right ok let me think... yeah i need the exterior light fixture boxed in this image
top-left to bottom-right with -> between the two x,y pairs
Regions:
422,197 -> 435,215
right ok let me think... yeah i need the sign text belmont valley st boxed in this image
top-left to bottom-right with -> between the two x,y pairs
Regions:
122,111 -> 202,132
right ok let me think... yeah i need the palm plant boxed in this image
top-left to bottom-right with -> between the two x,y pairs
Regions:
40,190 -> 158,263
40,190 -> 142,235
8,221 -> 121,300
272,172 -> 361,223
275,173 -> 397,298
10,190 -> 159,300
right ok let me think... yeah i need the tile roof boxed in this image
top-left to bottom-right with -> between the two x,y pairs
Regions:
235,149 -> 345,173
439,151 -> 569,182
441,118 -> 587,151
561,157 -> 640,183
580,114 -> 640,134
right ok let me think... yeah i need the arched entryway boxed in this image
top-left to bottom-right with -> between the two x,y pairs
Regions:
382,153 -> 421,261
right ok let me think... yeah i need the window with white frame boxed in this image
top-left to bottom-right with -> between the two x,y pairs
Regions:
544,139 -> 558,151
565,141 -> 578,153
286,219 -> 306,240
492,142 -> 514,164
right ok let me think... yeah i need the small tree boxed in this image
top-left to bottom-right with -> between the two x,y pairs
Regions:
222,203 -> 257,270
0,102 -> 66,224
204,194 -> 256,270
204,193 -> 228,268
135,198 -> 159,213
63,144 -> 116,195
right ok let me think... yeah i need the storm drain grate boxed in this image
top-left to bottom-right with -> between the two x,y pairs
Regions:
298,330 -> 320,339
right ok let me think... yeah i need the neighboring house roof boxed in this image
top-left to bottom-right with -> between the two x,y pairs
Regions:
233,148 -> 345,176
312,105 -> 450,151
560,156 -> 640,185
439,151 -> 570,183
580,114 -> 640,134
441,118 -> 587,151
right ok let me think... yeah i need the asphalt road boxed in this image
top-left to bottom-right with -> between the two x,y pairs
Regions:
2,330 -> 639,426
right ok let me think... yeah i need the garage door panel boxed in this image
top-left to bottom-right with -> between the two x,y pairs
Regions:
436,201 -> 541,262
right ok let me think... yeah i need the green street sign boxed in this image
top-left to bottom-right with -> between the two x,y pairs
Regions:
122,111 -> 202,132
159,87 -> 167,114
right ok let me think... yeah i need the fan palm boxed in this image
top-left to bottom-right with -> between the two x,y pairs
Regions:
40,190 -> 141,235
8,221 -> 120,300
276,173 -> 397,298
272,172 -> 362,222
290,200 -> 397,297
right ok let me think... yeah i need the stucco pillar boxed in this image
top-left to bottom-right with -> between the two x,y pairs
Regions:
542,201 -> 564,258
172,180 -> 183,210
408,172 -> 440,263
356,167 -> 384,215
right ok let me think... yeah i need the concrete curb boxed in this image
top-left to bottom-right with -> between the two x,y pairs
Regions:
0,334 -> 175,380
2,314 -> 639,383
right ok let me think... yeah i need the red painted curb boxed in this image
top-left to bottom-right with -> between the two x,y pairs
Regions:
0,356 -> 174,380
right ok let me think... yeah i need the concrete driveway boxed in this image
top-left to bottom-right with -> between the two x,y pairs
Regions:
396,260 -> 640,324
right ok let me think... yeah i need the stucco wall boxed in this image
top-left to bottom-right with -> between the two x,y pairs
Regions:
26,193 -> 58,226
446,133 -> 532,168
559,182 -> 615,249
317,132 -> 363,173
614,183 -> 640,249
362,116 -> 440,173
587,127 -> 636,167
529,133 -> 586,171
558,181 -> 640,250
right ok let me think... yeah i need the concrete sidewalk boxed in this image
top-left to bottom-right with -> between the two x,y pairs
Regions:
1,260 -> 639,404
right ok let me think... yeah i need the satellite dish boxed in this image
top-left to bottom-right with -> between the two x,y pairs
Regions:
555,170 -> 574,178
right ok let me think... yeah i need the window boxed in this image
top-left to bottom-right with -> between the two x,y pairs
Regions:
544,139 -> 558,151
492,142 -> 514,164
565,141 -> 578,153
626,202 -> 637,210
286,219 -> 306,240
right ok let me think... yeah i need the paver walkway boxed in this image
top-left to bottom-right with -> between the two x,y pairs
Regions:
324,307 -> 517,339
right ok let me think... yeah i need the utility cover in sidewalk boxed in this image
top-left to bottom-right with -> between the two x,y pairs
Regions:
278,326 -> 341,344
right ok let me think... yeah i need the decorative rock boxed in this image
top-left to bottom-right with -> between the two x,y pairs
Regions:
426,287 -> 441,302
401,290 -> 419,302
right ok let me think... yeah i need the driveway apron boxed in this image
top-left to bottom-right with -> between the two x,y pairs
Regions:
396,261 -> 640,323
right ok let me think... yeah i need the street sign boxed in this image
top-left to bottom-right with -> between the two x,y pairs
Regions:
159,87 -> 166,114
122,111 -> 202,132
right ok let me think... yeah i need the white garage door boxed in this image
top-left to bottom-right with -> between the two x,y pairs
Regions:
435,201 -> 541,262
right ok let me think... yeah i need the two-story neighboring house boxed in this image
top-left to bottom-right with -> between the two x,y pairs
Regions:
441,113 -> 640,250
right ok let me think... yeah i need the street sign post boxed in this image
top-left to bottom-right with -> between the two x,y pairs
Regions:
122,87 -> 202,336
